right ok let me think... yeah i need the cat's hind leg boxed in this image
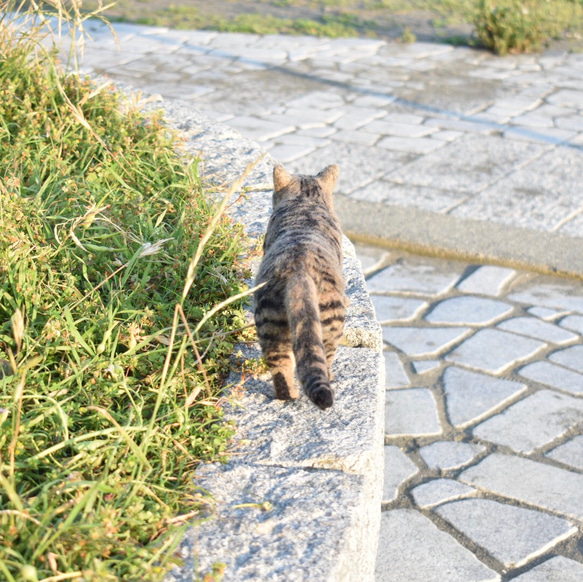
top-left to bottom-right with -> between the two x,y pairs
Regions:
322,314 -> 345,382
255,286 -> 299,401
263,341 -> 298,400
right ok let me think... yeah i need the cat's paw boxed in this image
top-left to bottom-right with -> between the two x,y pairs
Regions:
311,386 -> 334,410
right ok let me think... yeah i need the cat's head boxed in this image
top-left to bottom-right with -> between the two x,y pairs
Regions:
272,164 -> 339,210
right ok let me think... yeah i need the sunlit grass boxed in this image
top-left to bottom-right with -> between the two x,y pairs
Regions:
475,0 -> 583,55
0,3 -> 253,580
85,0 -> 583,53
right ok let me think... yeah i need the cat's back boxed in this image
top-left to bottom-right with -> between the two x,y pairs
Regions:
262,173 -> 343,270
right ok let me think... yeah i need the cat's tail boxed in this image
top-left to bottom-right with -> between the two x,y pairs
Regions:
286,272 -> 333,410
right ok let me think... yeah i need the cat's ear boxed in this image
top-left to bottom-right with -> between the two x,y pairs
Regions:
273,165 -> 292,191
316,165 -> 339,195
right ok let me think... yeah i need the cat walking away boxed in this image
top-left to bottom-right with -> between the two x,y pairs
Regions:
254,164 -> 347,410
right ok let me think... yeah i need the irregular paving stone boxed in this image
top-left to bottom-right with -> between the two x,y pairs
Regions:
412,360 -> 441,375
511,556 -> 583,582
473,390 -> 583,453
331,129 -> 379,145
560,314 -> 583,334
362,119 -> 435,137
508,282 -> 583,314
387,134 -> 545,194
270,107 -> 342,127
436,499 -> 577,568
285,91 -> 346,110
431,129 -> 464,142
446,329 -> 546,374
426,297 -> 513,326
268,143 -> 316,163
371,295 -> 428,323
457,265 -> 517,296
367,261 -> 463,296
450,147 -> 583,231
528,306 -> 564,320
497,317 -> 579,344
443,366 -> 527,428
519,361 -> 583,395
383,446 -> 419,502
384,326 -> 471,358
425,116 -> 500,134
227,115 -> 295,141
378,182 -> 470,213
546,436 -> 583,470
385,388 -> 441,437
419,441 -> 485,471
377,136 -> 444,154
384,351 -> 410,389
333,105 -> 386,130
375,509 -> 499,582
549,345 -> 583,373
411,479 -> 475,508
459,453 -> 583,520
547,89 -> 583,108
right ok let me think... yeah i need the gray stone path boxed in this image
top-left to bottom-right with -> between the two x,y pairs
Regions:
360,244 -> 583,581
64,20 -> 583,581
73,19 -> 583,274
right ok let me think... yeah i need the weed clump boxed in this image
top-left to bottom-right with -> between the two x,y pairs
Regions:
0,9 -> 250,582
475,0 -> 583,55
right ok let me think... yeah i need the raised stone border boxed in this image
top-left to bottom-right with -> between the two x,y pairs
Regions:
119,92 -> 385,580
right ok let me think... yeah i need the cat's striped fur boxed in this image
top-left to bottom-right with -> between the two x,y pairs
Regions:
254,164 -> 346,410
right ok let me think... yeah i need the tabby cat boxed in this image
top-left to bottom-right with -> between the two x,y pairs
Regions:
254,164 -> 347,410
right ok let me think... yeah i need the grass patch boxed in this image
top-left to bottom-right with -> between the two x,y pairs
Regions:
0,6 -> 252,581
214,13 -> 367,37
88,0 -> 583,53
474,0 -> 583,55
128,5 -> 371,37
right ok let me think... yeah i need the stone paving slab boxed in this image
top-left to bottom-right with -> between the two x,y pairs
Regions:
472,390 -> 583,454
411,479 -> 476,509
425,296 -> 513,326
418,442 -> 485,471
459,454 -> 583,521
512,557 -> 583,582
519,360 -> 583,395
382,446 -> 418,503
375,510 -> 499,582
443,366 -> 527,428
436,499 -> 576,568
385,388 -> 441,437
546,436 -> 583,471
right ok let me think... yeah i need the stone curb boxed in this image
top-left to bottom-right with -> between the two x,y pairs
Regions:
336,195 -> 583,280
118,91 -> 386,580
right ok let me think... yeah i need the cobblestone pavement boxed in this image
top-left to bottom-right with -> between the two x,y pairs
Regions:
76,20 -> 583,241
66,20 -> 583,581
356,244 -> 583,581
